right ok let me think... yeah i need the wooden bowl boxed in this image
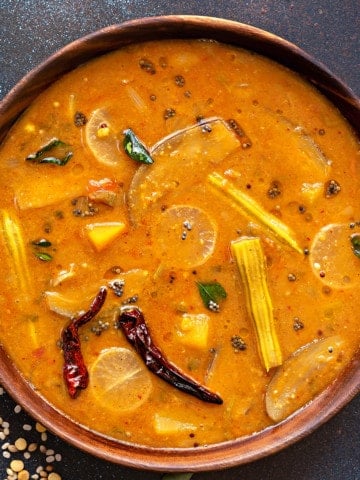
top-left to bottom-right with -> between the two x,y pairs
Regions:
0,16 -> 359,472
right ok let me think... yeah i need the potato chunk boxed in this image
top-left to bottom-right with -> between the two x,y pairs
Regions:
178,313 -> 210,349
85,221 -> 126,251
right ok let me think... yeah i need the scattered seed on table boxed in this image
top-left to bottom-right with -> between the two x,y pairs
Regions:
15,437 -> 27,451
10,458 -> 25,472
18,469 -> 30,480
28,443 -> 38,452
35,423 -> 46,433
48,473 -> 62,480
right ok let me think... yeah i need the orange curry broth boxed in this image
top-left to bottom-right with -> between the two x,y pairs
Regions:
0,39 -> 359,448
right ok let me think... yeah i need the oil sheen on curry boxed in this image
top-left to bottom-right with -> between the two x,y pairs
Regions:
0,40 -> 359,448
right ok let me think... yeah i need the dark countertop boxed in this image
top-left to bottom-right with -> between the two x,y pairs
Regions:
0,1 -> 359,479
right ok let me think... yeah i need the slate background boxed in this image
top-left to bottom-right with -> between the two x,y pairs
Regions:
0,1 -> 359,479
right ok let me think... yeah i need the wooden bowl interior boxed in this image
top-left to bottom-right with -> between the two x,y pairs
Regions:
0,15 -> 359,471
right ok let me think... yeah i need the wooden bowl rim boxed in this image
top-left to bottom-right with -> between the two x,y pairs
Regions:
0,15 -> 359,471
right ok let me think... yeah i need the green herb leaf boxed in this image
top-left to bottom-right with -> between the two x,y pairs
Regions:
35,252 -> 53,262
31,238 -> 52,248
162,474 -> 194,480
123,128 -> 154,164
26,138 -> 73,166
196,281 -> 227,312
350,233 -> 360,258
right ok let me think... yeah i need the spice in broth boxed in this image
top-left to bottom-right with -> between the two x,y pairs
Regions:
0,39 -> 359,448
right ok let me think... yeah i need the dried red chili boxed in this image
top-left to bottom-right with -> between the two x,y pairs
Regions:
117,306 -> 223,404
61,286 -> 107,398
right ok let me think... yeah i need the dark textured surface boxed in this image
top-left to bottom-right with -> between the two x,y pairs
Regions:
0,1 -> 359,479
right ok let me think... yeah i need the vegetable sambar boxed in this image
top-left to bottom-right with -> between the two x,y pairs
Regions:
0,39 -> 359,448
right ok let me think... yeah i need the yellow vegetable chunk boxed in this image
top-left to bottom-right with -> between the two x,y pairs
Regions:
231,236 -> 282,371
153,413 -> 197,435
85,221 -> 126,251
178,313 -> 210,349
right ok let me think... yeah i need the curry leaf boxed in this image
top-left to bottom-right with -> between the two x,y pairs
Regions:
196,281 -> 227,312
31,238 -> 52,248
350,233 -> 360,258
26,138 -> 73,166
123,128 -> 154,164
35,252 -> 53,262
